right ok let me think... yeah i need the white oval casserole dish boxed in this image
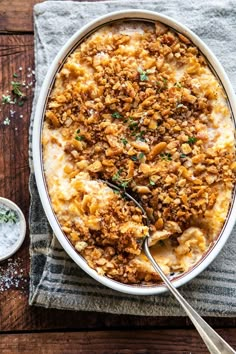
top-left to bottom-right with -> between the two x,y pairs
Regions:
33,10 -> 236,295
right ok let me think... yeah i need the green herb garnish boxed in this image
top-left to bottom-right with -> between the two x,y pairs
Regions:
174,82 -> 182,88
176,103 -> 184,109
120,181 -> 130,188
75,129 -> 85,141
131,153 -> 144,161
112,112 -> 123,119
1,95 -> 11,104
156,78 -> 168,92
11,81 -> 24,97
121,138 -> 128,146
188,136 -> 197,145
0,210 -> 18,223
180,153 -> 187,158
129,120 -> 138,130
136,131 -> 145,142
139,152 -> 145,160
18,101 -> 24,107
162,77 -> 168,88
149,179 -> 155,186
112,168 -> 132,189
75,135 -> 85,141
113,190 -> 121,195
160,152 -> 172,161
138,68 -> 148,82
112,168 -> 123,182
13,73 -> 18,78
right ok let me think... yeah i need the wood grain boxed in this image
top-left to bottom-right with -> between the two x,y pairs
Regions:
0,0 -> 42,33
0,329 -> 236,354
0,0 -> 106,33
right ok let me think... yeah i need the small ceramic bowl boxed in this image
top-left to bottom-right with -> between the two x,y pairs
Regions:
0,197 -> 26,262
32,10 -> 236,295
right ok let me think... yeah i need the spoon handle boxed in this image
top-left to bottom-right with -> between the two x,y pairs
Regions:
144,239 -> 235,354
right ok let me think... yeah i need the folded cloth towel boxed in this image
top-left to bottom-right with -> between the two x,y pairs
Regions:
29,0 -> 236,316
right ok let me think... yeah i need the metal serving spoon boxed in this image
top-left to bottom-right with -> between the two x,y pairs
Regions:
102,180 -> 236,354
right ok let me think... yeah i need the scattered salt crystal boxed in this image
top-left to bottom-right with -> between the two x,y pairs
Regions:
3,117 -> 10,125
19,67 -> 22,71
19,115 -> 23,119
0,257 -> 27,293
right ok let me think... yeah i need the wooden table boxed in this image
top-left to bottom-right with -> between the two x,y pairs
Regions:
0,1 -> 235,352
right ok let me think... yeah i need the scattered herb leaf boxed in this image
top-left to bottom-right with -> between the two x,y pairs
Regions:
174,82 -> 182,88
180,153 -> 187,158
176,103 -> 184,109
120,181 -> 130,188
113,190 -> 120,195
139,152 -> 145,160
112,112 -> 122,119
75,135 -> 85,141
149,179 -> 155,186
136,130 -> 145,141
121,138 -> 128,146
162,77 -> 168,89
11,81 -> 24,97
131,156 -> 138,161
138,68 -> 148,81
1,95 -> 11,104
160,152 -> 172,161
18,100 -> 24,107
188,136 -> 197,145
112,168 -> 132,189
13,73 -> 18,78
129,120 -> 138,130
112,168 -> 123,182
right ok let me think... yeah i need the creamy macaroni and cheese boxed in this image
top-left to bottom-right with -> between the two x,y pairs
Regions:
43,21 -> 235,284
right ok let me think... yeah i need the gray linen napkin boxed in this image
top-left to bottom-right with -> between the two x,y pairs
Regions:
29,0 -> 236,316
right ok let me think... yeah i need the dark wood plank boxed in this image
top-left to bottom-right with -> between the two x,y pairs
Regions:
0,329 -> 236,353
0,0 -> 42,33
0,0 -> 107,33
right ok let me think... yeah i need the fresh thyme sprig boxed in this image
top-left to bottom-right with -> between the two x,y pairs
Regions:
0,209 -> 18,223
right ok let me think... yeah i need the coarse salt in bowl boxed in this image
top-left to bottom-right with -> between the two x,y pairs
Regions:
0,197 -> 26,262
